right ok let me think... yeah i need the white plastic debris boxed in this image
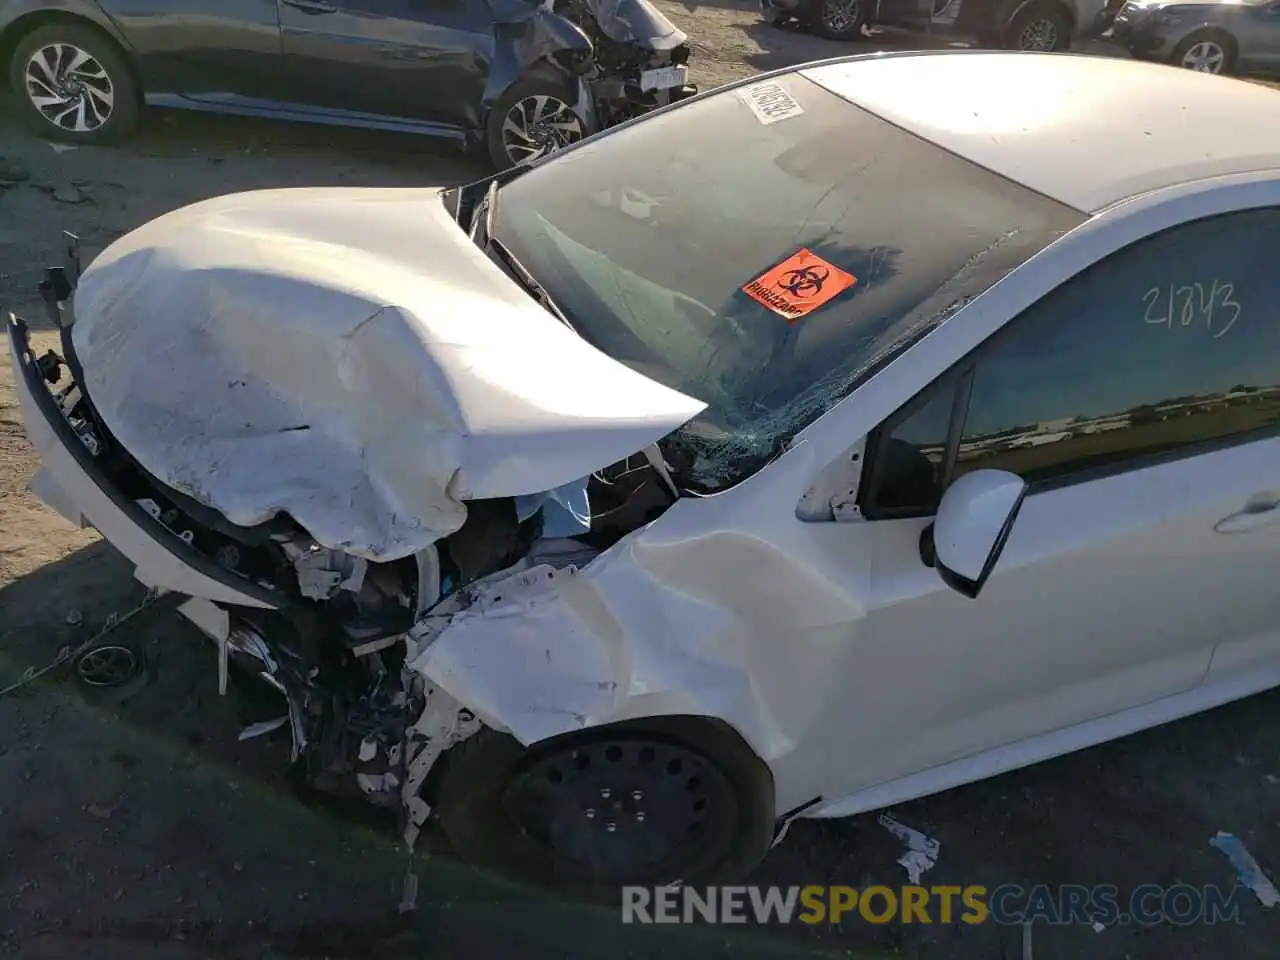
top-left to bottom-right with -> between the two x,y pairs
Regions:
237,716 -> 289,741
878,813 -> 940,884
1210,832 -> 1279,907
398,870 -> 419,914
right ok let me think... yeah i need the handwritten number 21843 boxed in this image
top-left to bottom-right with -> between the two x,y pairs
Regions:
1142,281 -> 1240,338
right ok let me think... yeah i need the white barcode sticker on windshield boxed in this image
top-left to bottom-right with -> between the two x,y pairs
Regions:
738,81 -> 804,125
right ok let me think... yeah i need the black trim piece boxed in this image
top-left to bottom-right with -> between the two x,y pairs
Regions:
939,367 -> 974,491
918,522 -> 937,568
771,795 -> 824,845
858,373 -> 960,521
9,315 -> 281,608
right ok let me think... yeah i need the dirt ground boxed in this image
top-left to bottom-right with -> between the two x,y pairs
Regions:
2,4 -> 1279,958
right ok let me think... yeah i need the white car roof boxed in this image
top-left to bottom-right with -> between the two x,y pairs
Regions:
801,52 -> 1280,213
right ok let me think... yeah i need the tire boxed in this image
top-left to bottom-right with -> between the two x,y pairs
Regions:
8,23 -> 139,144
429,718 -> 777,903
1170,30 -> 1237,75
804,0 -> 868,40
1005,3 -> 1072,51
485,75 -> 586,171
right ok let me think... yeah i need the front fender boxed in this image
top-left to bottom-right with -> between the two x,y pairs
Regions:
0,0 -> 135,54
480,9 -> 597,135
483,8 -> 593,105
406,456 -> 870,816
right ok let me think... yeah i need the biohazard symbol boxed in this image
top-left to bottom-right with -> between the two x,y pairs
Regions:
742,249 -> 856,323
777,264 -> 830,298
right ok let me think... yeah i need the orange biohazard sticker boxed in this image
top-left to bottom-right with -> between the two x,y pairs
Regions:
742,249 -> 857,323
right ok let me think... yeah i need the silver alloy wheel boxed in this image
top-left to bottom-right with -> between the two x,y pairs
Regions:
821,0 -> 860,32
1181,39 -> 1227,73
23,42 -> 115,133
1017,17 -> 1060,50
501,95 -> 584,166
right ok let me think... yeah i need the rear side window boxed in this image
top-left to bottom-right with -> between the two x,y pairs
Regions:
861,208 -> 1280,517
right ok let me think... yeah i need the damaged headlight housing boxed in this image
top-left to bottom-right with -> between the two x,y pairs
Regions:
552,45 -> 595,74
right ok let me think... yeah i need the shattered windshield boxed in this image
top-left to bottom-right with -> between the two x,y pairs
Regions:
490,73 -> 1083,492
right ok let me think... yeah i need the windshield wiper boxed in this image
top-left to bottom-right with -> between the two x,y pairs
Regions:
487,233 -> 576,332
469,177 -> 498,246
470,178 -> 574,330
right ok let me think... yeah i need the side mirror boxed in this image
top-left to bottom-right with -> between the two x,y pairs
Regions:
929,469 -> 1027,599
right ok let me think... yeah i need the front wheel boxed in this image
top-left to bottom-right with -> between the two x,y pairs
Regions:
430,719 -> 777,902
9,23 -> 139,144
1005,3 -> 1072,51
486,76 -> 586,171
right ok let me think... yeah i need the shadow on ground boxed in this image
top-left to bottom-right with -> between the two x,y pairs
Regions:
2,544 -> 866,960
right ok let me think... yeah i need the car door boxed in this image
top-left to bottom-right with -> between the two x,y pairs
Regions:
277,0 -> 493,127
1235,0 -> 1280,74
99,0 -> 284,98
820,206 -> 1280,794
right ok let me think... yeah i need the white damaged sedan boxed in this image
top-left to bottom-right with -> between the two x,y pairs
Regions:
11,49 -> 1280,899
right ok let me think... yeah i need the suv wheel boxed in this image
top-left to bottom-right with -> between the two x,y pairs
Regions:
808,0 -> 868,40
1006,3 -> 1072,51
1171,30 -> 1236,74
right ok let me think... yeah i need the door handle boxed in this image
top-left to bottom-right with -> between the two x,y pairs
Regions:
1214,498 -> 1280,534
282,0 -> 337,13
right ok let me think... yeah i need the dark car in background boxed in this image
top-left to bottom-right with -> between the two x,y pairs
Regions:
0,0 -> 696,169
763,0 -> 1110,49
1110,0 -> 1280,75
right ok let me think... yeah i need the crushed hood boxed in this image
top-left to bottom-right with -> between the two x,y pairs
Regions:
588,0 -> 687,50
70,186 -> 706,561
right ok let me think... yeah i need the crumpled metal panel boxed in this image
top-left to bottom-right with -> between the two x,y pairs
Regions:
408,446 -> 873,814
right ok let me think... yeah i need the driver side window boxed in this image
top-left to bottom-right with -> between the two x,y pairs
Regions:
860,207 -> 1280,518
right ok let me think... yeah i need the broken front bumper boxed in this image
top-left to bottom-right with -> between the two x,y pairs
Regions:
592,72 -> 697,112
7,304 -> 276,609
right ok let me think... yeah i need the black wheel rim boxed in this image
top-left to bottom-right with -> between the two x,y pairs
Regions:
504,737 -> 738,884
76,644 -> 140,687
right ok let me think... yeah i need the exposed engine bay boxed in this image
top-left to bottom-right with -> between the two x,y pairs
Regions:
554,0 -> 696,127
19,283 -> 679,841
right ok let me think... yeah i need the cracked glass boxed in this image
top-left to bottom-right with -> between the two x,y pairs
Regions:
491,72 -> 1084,491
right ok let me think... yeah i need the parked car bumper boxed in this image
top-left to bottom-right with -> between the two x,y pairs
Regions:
761,0 -> 804,17
1109,9 -> 1178,59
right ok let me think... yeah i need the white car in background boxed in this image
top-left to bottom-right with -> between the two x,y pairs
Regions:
10,50 -> 1280,900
